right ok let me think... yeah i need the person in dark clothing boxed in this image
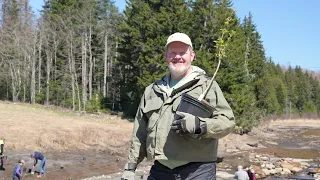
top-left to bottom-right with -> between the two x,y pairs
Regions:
0,138 -> 5,171
12,159 -> 25,180
31,151 -> 46,178
247,169 -> 253,180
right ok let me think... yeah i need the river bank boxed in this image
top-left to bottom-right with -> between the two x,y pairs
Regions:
1,102 -> 320,179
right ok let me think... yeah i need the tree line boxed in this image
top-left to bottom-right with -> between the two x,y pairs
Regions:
0,0 -> 319,130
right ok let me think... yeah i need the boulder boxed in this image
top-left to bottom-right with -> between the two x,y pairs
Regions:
283,168 -> 291,174
275,168 -> 283,174
266,163 -> 275,170
290,167 -> 302,173
260,156 -> 270,161
252,165 -> 264,175
262,168 -> 270,176
290,161 -> 301,167
280,162 -> 294,169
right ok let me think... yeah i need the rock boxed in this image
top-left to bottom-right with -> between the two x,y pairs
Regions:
265,141 -> 278,145
260,156 -> 269,161
283,158 -> 293,161
283,168 -> 291,174
280,162 -> 294,169
216,171 -> 234,179
280,171 -> 287,175
262,168 -> 270,176
247,143 -> 258,147
290,161 -> 301,167
314,168 -> 320,173
301,162 -> 310,167
226,149 -> 239,153
269,157 -> 281,163
249,153 -> 256,159
275,168 -> 283,173
269,169 -> 277,175
291,167 -> 302,173
251,165 -> 263,174
265,163 -> 275,170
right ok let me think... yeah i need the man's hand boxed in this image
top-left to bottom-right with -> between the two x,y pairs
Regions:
121,170 -> 135,180
171,111 -> 207,137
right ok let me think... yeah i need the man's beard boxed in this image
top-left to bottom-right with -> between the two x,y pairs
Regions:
168,63 -> 191,78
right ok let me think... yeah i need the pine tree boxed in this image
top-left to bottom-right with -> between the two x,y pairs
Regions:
117,0 -> 191,116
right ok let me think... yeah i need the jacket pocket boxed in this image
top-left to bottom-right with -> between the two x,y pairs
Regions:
142,96 -> 162,131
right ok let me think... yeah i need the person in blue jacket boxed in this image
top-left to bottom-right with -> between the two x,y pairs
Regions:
12,159 -> 25,180
31,151 -> 46,178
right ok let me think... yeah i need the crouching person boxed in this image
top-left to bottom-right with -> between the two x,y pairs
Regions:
13,160 -> 25,180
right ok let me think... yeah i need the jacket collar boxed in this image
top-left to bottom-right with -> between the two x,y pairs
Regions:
152,74 -> 208,99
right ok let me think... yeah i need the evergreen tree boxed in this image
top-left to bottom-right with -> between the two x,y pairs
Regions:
117,0 -> 191,116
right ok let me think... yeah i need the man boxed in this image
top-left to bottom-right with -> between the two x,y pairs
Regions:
0,138 -> 5,170
234,166 -> 249,180
31,151 -> 46,178
121,32 -> 235,180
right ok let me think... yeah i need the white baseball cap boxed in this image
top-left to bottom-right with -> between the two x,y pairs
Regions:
18,159 -> 25,164
165,32 -> 193,48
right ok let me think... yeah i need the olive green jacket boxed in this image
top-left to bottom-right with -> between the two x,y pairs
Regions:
127,67 -> 235,165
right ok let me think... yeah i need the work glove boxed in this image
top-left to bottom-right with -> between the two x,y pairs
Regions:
171,111 -> 207,137
121,162 -> 137,180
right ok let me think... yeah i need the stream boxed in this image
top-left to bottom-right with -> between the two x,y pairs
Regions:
261,126 -> 320,179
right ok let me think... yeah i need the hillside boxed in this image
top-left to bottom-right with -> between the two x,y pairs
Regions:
0,101 -> 134,179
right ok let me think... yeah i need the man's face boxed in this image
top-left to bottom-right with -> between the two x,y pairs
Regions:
165,41 -> 195,79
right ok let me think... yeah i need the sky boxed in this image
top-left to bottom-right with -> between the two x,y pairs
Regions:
29,0 -> 320,71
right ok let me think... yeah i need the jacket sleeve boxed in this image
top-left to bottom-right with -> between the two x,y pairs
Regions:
198,81 -> 235,139
126,89 -> 149,165
34,158 -> 38,166
16,166 -> 22,176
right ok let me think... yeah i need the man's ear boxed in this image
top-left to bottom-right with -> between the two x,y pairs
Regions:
164,51 -> 168,59
191,51 -> 195,62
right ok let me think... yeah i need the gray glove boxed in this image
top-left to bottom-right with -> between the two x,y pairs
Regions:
121,162 -> 137,180
171,111 -> 207,137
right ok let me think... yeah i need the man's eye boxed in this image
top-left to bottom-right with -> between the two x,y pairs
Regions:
169,52 -> 186,57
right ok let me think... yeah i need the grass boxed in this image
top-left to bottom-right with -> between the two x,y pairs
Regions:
0,101 -> 133,154
299,129 -> 320,137
254,147 -> 320,159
